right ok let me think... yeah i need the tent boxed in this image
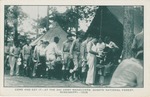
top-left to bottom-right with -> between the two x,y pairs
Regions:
30,34 -> 45,46
86,6 -> 143,56
107,6 -> 143,35
86,6 -> 123,51
30,22 -> 68,49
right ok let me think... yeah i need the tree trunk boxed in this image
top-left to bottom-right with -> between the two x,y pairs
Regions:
4,20 -> 8,45
75,6 -> 79,35
46,6 -> 49,31
13,6 -> 19,45
122,6 -> 135,59
13,18 -> 18,45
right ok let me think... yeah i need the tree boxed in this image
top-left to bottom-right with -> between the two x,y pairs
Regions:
57,6 -> 98,33
122,6 -> 135,59
4,5 -> 27,45
4,5 -> 13,44
34,6 -> 98,34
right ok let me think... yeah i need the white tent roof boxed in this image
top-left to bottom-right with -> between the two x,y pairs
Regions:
30,22 -> 68,49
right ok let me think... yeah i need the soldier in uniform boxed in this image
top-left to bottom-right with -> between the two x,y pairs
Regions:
80,34 -> 92,83
61,34 -> 74,81
22,40 -> 32,76
32,40 -> 43,77
36,40 -> 47,77
4,41 -> 11,71
70,34 -> 83,81
33,39 -> 43,62
9,43 -> 21,76
46,37 -> 61,79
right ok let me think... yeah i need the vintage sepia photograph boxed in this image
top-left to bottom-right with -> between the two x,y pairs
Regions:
3,5 -> 144,88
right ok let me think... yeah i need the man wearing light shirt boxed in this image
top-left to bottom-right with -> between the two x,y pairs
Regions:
46,37 -> 61,79
109,51 -> 143,88
36,40 -> 47,77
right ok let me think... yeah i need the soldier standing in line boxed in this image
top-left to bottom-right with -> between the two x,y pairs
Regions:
33,40 -> 43,62
4,41 -> 11,71
80,34 -> 92,83
22,40 -> 32,76
61,34 -> 74,81
70,33 -> 83,81
32,40 -> 43,77
36,40 -> 47,77
46,37 -> 61,79
9,42 -> 21,76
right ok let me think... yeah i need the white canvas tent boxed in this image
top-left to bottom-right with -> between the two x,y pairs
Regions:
30,22 -> 68,49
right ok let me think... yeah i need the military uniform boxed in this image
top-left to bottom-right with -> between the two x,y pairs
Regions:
80,39 -> 90,83
61,40 -> 73,80
22,44 -> 32,67
9,45 -> 21,76
36,43 -> 47,77
46,42 -> 61,79
70,38 -> 82,80
4,44 -> 10,70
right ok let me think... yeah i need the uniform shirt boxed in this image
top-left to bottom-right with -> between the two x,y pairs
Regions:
132,31 -> 144,53
22,44 -> 31,56
39,46 -> 47,56
46,42 -> 60,56
62,40 -> 73,52
109,58 -> 143,88
70,39 -> 82,54
10,46 -> 21,58
33,44 -> 41,59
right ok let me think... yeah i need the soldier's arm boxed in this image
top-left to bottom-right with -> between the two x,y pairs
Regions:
131,36 -> 137,53
70,40 -> 76,57
61,42 -> 65,59
10,46 -> 14,56
81,42 -> 86,60
22,46 -> 25,59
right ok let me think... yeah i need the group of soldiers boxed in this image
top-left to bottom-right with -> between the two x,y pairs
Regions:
4,33 -> 119,86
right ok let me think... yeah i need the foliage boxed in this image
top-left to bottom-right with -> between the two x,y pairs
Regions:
4,5 -> 27,44
35,6 -> 98,33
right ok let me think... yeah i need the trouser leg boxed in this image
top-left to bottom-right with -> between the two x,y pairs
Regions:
82,71 -> 87,83
39,56 -> 46,77
62,70 -> 66,80
48,69 -> 54,79
15,63 -> 20,75
72,54 -> 79,80
48,69 -> 52,79
10,57 -> 16,76
66,70 -> 70,80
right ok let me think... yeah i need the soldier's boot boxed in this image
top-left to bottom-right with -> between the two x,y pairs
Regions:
48,69 -> 52,79
74,71 -> 79,82
62,70 -> 66,81
66,70 -> 70,80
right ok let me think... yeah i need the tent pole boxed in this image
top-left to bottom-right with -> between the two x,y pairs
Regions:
100,7 -> 103,37
46,6 -> 49,31
37,6 -> 39,38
